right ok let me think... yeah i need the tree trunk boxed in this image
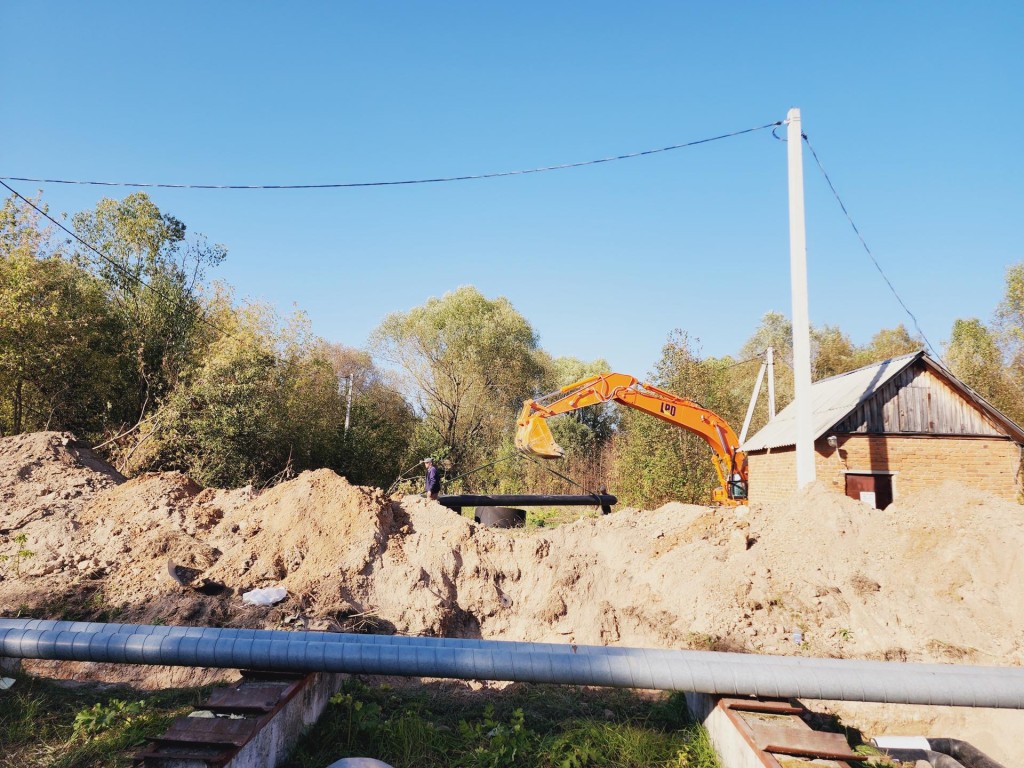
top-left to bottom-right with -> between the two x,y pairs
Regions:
13,378 -> 23,434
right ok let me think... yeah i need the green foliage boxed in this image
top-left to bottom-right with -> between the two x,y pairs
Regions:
71,699 -> 148,740
812,324 -> 859,379
0,533 -> 35,578
740,311 -> 793,364
286,681 -> 712,768
547,720 -> 698,768
372,286 -> 547,477
138,301 -> 341,486
860,324 -> 921,361
945,317 -> 1024,423
320,343 -> 417,488
0,195 -> 124,436
71,193 -> 226,430
995,263 -> 1024,357
2,675 -> 209,768
458,705 -> 533,768
329,689 -> 384,748
614,331 -> 747,507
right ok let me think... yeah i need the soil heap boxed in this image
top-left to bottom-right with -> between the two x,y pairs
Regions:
1,431 -> 1022,762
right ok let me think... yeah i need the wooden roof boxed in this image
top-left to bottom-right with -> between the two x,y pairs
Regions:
742,351 -> 1024,452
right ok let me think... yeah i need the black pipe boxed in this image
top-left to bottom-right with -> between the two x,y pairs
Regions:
438,494 -> 617,515
928,739 -> 1006,768
879,749 -> 966,768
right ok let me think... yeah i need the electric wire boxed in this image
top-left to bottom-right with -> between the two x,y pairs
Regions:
517,451 -> 602,497
721,354 -> 765,370
444,452 -> 520,489
0,178 -> 313,464
801,134 -> 942,363
0,179 -> 239,347
1,121 -> 782,190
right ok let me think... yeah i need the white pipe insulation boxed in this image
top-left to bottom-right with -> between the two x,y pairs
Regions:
0,619 -> 999,680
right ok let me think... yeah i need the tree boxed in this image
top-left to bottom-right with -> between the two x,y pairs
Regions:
995,264 -> 1024,372
613,331 -> 746,507
944,317 -> 1024,422
71,193 -> 226,429
858,324 -> 921,364
812,325 -> 858,379
740,311 -> 793,365
137,301 -> 345,487
371,286 -> 546,474
319,342 -> 416,488
0,195 -> 122,436
545,356 -> 617,447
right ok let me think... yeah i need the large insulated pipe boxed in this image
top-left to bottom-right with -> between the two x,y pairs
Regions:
0,619 -> 1005,687
4,625 -> 1024,708
0,618 -> 991,677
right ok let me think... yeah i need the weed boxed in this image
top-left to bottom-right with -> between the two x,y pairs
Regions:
1,674 -> 210,768
0,533 -> 35,578
329,689 -> 383,748
684,632 -> 718,651
527,508 -> 558,528
71,699 -> 148,740
457,704 -> 533,768
837,627 -> 852,641
285,681 -> 718,768
378,709 -> 449,767
678,724 -> 721,768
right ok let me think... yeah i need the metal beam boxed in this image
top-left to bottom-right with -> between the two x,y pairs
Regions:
438,494 -> 616,515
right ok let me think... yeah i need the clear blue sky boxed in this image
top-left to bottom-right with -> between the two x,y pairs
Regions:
3,2 -> 1022,376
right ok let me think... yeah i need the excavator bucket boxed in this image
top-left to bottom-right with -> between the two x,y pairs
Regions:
515,413 -> 565,459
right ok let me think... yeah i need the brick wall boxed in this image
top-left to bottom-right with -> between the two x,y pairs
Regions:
747,435 -> 1022,505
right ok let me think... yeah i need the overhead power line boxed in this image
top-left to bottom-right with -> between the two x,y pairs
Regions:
0,179 -> 238,345
801,134 -> 942,363
1,121 -> 782,190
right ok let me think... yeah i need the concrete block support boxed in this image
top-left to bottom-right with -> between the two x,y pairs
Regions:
684,693 -> 769,768
227,672 -> 345,768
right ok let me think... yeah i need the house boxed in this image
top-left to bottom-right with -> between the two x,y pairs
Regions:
742,351 -> 1024,507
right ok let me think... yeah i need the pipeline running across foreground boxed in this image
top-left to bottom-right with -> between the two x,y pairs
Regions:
0,618 -> 1006,678
2,619 -> 1024,709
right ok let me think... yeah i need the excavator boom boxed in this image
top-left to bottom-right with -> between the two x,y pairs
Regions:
516,373 -> 748,505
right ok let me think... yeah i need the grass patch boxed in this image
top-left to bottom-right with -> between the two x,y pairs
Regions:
0,673 -> 211,768
1,674 -> 719,768
284,679 -> 719,768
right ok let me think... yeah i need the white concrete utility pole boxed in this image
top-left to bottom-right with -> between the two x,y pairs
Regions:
786,108 -> 816,488
343,375 -> 354,436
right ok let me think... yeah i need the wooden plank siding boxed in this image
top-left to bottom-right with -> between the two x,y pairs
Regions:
833,363 -> 1006,437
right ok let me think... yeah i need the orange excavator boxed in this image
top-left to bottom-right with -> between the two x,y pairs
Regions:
515,372 -> 748,506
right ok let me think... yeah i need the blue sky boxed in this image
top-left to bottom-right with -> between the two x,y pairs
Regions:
3,2 -> 1022,376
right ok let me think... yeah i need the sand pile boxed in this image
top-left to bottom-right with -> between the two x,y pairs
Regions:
2,431 -> 1023,761
3,431 -> 1024,658
0,432 -> 123,536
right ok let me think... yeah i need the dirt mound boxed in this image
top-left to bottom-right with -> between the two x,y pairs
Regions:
2,431 -> 1023,761
0,431 -> 124,536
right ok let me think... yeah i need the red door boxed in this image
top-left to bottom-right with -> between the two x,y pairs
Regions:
845,474 -> 893,510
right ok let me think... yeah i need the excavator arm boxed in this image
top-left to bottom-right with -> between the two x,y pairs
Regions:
516,373 -> 748,505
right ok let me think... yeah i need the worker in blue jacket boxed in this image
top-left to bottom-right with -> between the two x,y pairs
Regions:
423,457 -> 441,500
